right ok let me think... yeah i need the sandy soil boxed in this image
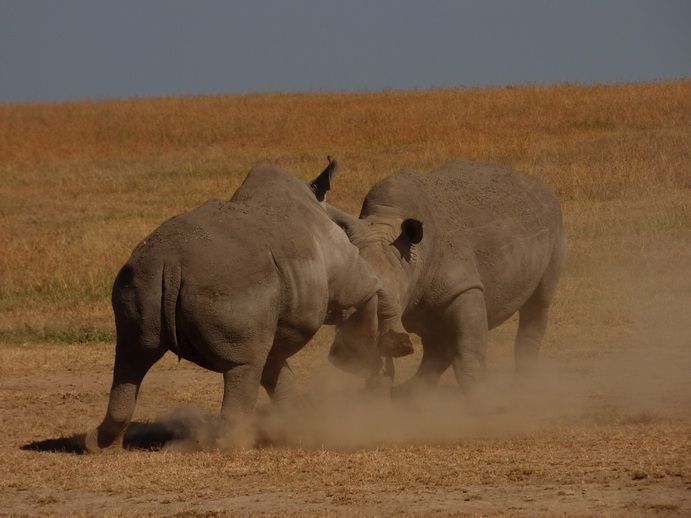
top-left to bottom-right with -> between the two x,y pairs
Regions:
1,337 -> 689,517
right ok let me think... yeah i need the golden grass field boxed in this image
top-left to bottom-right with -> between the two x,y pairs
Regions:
1,80 -> 690,516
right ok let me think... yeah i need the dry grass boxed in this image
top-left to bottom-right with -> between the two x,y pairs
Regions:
1,80 -> 690,516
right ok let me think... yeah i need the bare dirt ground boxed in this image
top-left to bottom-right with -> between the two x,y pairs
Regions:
1,327 -> 689,517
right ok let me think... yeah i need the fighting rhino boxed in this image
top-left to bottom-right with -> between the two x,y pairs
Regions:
84,158 -> 411,453
328,158 -> 565,407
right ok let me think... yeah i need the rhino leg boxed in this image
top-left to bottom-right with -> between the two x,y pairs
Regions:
393,290 -> 489,400
261,354 -> 306,411
84,341 -> 165,453
213,361 -> 264,449
444,289 -> 511,414
514,242 -> 564,382
392,331 -> 453,399
514,298 -> 550,379
444,289 -> 489,394
220,359 -> 267,417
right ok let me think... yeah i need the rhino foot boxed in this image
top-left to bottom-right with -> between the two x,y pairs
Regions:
81,428 -> 105,454
81,427 -> 124,454
378,330 -> 414,358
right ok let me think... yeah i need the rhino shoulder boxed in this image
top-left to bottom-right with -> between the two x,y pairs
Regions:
232,164 -> 313,207
424,246 -> 484,306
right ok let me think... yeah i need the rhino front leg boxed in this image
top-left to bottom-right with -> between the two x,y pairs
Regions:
446,289 -> 507,414
449,289 -> 489,393
392,332 -> 453,399
445,289 -> 510,415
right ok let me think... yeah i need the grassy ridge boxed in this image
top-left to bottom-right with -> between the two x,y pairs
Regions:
2,81 -> 689,196
0,80 -> 689,341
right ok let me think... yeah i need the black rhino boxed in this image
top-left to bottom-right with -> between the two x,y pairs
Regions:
328,158 -> 565,408
84,158 -> 411,452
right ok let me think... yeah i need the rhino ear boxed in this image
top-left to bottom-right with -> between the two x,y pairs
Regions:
310,156 -> 339,202
401,219 -> 423,244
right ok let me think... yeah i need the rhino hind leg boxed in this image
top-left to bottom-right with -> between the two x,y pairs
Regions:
216,357 -> 270,449
514,243 -> 564,382
84,342 -> 165,453
514,296 -> 550,380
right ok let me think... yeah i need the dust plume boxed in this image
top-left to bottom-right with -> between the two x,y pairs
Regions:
150,319 -> 690,453
148,243 -> 691,451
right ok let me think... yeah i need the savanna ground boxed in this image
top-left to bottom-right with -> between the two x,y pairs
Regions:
1,81 -> 690,516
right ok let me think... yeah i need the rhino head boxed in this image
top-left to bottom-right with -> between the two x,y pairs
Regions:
328,170 -> 430,330
326,173 -> 429,362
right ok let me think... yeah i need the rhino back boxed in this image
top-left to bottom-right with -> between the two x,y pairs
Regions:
113,199 -> 279,343
424,158 -> 559,235
115,194 -> 333,359
423,158 -> 563,325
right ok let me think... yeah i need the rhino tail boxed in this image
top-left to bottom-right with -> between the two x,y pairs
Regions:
162,263 -> 182,361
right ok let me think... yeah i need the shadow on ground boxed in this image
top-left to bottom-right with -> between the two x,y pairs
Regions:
20,422 -> 180,454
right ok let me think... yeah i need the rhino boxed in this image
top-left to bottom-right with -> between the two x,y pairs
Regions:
328,158 -> 565,407
83,158 -> 411,453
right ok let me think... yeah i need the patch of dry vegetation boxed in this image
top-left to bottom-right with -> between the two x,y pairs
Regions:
1,80 -> 690,516
1,81 -> 689,332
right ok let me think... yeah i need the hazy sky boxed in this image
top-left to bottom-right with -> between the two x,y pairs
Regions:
1,1 -> 689,103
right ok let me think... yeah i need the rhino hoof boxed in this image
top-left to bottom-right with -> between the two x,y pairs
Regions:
378,330 -> 414,358
81,429 -> 103,454
81,428 -> 123,454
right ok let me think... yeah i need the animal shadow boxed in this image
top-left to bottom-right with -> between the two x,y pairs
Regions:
20,421 -> 182,454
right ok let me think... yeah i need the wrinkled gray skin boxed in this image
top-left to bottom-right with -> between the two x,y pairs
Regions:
329,158 -> 565,404
84,158 -> 410,453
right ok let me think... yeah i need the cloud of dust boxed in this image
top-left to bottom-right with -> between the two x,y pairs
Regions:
151,319 -> 690,452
